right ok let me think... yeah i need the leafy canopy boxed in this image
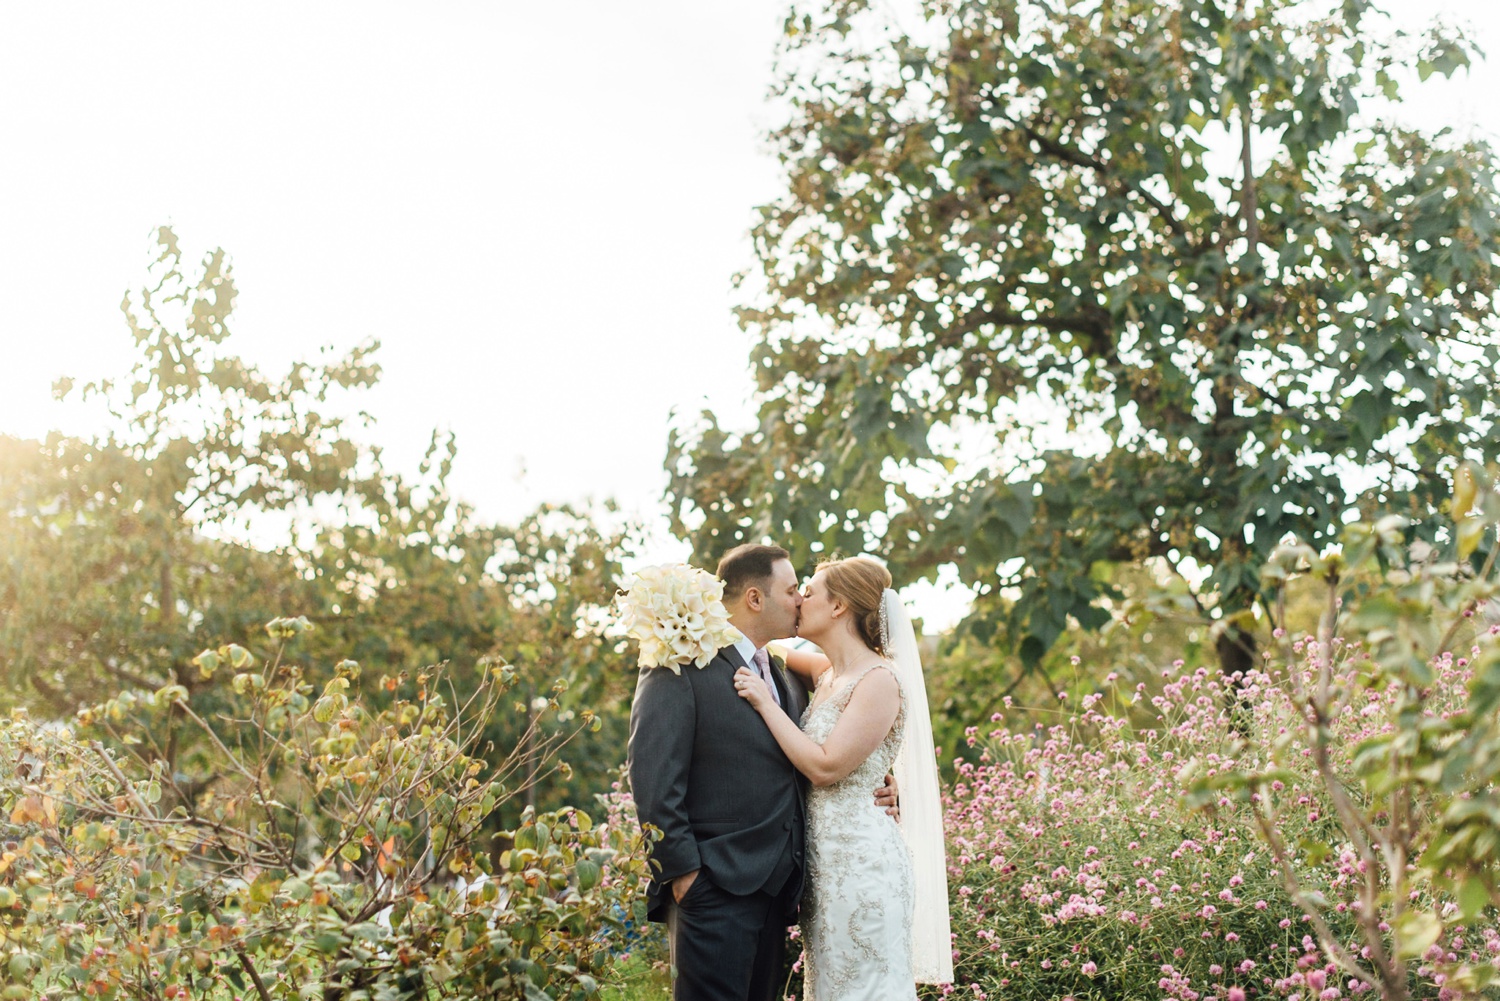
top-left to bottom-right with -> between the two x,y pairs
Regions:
667,0 -> 1500,675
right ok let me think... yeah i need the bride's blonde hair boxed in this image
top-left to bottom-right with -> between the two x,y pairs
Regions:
816,556 -> 892,655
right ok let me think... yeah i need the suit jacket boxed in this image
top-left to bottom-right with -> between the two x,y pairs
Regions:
627,644 -> 810,921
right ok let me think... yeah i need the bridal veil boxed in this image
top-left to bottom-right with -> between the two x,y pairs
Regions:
881,587 -> 954,984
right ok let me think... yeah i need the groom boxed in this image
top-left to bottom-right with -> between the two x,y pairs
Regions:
627,544 -> 897,1001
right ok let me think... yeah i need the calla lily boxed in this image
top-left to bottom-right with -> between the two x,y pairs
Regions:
617,563 -> 740,670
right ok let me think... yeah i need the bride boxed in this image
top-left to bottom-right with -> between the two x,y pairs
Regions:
732,556 -> 952,1000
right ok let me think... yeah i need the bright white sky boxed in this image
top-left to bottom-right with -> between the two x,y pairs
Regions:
1,1 -> 1496,628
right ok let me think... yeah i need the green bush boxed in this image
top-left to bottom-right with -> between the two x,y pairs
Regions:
0,621 -> 652,1000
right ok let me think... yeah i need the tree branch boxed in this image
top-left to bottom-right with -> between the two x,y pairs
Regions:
1011,119 -> 1192,245
1252,806 -> 1379,989
955,304 -> 1115,362
231,935 -> 275,1001
27,669 -> 72,716
1239,107 -> 1261,256
102,660 -> 166,693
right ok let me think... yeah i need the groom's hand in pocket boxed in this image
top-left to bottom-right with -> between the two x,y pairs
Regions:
672,869 -> 699,903
874,773 -> 900,821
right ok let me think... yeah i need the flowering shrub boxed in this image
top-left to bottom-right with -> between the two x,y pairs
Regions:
943,640 -> 1499,1001
943,471 -> 1500,1001
597,783 -> 669,967
947,665 -> 1337,1000
0,622 -> 653,1000
1192,472 -> 1500,1000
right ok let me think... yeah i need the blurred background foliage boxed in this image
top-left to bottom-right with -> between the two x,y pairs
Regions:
0,228 -> 634,825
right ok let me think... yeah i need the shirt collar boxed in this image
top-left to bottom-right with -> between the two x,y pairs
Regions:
730,626 -> 761,667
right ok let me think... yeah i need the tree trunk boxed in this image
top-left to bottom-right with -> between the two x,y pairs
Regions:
1216,621 -> 1257,680
1219,619 -> 1260,732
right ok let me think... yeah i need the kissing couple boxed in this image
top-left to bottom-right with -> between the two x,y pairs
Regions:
627,544 -> 953,1001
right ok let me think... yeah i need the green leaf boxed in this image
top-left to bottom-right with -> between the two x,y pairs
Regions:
575,858 -> 602,893
1458,877 -> 1492,920
1457,517 -> 1485,561
248,873 -> 281,905
7,954 -> 34,980
1395,911 -> 1443,957
311,930 -> 345,954
1349,391 -> 1385,447
1454,463 -> 1479,517
192,649 -> 220,679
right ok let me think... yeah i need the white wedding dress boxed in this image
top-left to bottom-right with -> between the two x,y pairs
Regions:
799,664 -> 918,1001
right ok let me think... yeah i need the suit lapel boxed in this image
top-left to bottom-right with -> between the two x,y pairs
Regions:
768,657 -> 798,721
720,644 -> 748,672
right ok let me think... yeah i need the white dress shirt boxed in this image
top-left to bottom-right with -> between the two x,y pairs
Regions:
730,627 -> 781,707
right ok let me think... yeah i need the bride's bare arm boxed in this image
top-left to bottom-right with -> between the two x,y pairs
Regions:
734,667 -> 900,787
771,644 -> 832,686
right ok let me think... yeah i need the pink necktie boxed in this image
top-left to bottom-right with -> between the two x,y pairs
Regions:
752,648 -> 781,707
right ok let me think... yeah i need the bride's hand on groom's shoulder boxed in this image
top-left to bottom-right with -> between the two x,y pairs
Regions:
733,667 -> 773,712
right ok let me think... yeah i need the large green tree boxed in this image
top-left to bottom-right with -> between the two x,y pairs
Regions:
668,0 -> 1500,677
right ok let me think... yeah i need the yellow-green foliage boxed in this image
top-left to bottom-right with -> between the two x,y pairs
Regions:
0,622 -> 653,1000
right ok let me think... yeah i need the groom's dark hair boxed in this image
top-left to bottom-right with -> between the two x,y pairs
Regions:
717,544 -> 791,602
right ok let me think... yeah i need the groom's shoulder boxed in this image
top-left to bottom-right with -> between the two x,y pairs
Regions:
634,646 -> 737,690
684,646 -> 742,689
697,644 -> 740,676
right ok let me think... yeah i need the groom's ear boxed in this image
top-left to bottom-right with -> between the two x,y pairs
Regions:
743,585 -> 764,612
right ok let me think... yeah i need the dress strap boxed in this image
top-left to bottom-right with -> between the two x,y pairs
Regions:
829,661 -> 902,711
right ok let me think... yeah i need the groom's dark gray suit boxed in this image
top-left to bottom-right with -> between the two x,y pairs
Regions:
628,643 -> 809,1001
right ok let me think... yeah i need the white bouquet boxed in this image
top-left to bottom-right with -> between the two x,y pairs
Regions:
618,563 -> 739,673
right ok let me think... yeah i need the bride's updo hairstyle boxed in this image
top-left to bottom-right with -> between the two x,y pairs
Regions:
816,556 -> 893,656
